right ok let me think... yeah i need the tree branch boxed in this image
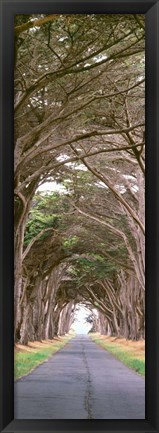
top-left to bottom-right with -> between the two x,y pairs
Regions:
22,227 -> 54,262
15,15 -> 59,36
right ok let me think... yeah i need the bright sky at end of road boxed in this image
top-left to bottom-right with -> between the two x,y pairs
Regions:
71,305 -> 93,335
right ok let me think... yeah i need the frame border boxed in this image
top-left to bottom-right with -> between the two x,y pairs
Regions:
0,1 -> 159,432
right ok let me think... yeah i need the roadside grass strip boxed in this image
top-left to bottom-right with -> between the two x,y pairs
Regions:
90,334 -> 145,376
14,334 -> 74,380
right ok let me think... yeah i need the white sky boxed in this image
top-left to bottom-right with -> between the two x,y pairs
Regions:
37,181 -> 66,193
71,304 -> 93,334
37,161 -> 88,194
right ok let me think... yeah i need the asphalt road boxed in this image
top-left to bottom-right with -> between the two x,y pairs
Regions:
14,335 -> 145,419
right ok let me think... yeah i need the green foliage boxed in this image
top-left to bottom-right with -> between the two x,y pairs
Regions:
24,192 -> 63,245
63,235 -> 79,249
67,254 -> 119,290
76,255 -> 118,279
24,211 -> 58,245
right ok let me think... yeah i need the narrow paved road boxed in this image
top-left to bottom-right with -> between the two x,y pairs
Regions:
14,335 -> 145,419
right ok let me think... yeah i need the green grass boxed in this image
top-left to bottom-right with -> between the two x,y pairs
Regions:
90,336 -> 145,376
14,335 -> 73,380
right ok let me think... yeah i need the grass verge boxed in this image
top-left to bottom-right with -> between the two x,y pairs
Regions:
14,334 -> 74,380
90,333 -> 145,376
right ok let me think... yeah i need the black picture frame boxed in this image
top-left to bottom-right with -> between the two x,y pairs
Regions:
0,1 -> 159,432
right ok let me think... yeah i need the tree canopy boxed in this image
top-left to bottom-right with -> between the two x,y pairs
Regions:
14,14 -> 145,344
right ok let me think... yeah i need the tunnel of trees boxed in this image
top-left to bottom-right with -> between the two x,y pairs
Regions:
14,13 -> 145,345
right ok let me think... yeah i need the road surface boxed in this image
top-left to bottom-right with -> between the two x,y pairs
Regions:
14,335 -> 145,419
